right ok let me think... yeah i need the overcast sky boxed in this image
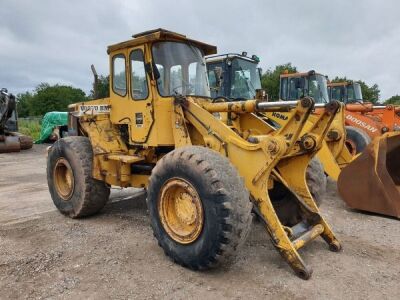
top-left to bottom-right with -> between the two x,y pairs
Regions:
1,0 -> 399,100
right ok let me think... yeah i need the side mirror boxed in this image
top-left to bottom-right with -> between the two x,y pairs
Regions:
145,62 -> 160,80
213,67 -> 223,88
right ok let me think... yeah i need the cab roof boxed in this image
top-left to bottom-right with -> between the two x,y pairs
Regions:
327,81 -> 354,87
107,28 -> 217,55
206,53 -> 259,64
280,70 -> 325,79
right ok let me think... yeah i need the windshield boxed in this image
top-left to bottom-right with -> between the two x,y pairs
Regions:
347,83 -> 363,102
330,86 -> 344,102
307,75 -> 329,103
230,58 -> 261,99
152,41 -> 210,97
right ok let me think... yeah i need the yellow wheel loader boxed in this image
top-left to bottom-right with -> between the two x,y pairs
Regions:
47,29 -> 343,279
274,71 -> 353,180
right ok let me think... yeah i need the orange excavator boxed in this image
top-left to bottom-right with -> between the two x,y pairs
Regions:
328,81 -> 400,154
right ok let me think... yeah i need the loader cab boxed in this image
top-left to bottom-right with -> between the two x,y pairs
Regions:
328,81 -> 363,103
279,71 -> 329,104
206,53 -> 262,99
105,28 -> 216,146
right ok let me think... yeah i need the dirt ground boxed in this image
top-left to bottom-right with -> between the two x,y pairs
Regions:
1,145 -> 399,299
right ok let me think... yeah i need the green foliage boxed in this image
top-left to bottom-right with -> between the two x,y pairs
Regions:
330,76 -> 348,83
16,92 -> 34,117
358,81 -> 380,103
18,118 -> 41,140
90,75 -> 110,99
385,95 -> 400,105
17,83 -> 87,117
261,63 -> 297,100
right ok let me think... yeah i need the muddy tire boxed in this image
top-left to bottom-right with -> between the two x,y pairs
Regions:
147,146 -> 252,270
270,157 -> 326,226
19,134 -> 33,150
47,136 -> 110,218
306,158 -> 326,206
345,126 -> 371,155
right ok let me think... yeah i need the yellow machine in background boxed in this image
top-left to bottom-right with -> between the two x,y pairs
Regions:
47,29 -> 342,279
268,70 -> 353,180
205,55 -> 352,180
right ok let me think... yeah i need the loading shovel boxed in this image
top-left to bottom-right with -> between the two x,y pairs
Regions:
338,132 -> 400,218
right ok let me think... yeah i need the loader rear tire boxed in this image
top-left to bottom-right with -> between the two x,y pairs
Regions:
270,157 -> 326,226
47,136 -> 110,218
345,126 -> 371,155
306,158 -> 326,206
147,146 -> 252,270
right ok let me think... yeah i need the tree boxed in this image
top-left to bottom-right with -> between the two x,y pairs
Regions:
385,95 -> 400,105
17,83 -> 87,117
261,63 -> 297,100
330,76 -> 348,83
358,81 -> 380,103
90,75 -> 109,99
16,91 -> 34,117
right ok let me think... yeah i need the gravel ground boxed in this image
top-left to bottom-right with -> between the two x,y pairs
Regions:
0,145 -> 399,299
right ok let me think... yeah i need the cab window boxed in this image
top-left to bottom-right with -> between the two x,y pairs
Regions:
331,87 -> 343,101
155,64 -> 165,95
130,49 -> 149,100
280,77 -> 288,100
170,65 -> 183,94
112,54 -> 127,96
288,78 -> 303,99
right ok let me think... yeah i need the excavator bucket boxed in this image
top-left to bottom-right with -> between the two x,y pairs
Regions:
338,132 -> 400,218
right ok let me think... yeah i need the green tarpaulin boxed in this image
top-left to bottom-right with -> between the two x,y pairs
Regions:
35,111 -> 68,143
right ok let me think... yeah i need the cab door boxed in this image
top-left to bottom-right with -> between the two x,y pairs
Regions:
109,45 -> 154,144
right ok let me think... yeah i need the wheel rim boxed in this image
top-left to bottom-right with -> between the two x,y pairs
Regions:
158,178 -> 204,244
53,158 -> 74,201
345,139 -> 357,156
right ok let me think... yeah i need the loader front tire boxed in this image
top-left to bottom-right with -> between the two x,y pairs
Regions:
47,136 -> 110,218
345,126 -> 371,155
147,146 -> 252,270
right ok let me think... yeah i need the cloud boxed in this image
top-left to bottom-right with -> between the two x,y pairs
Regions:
0,0 -> 398,99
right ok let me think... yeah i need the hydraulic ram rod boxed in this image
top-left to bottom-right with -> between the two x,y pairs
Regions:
256,101 -> 298,111
202,99 -> 319,113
